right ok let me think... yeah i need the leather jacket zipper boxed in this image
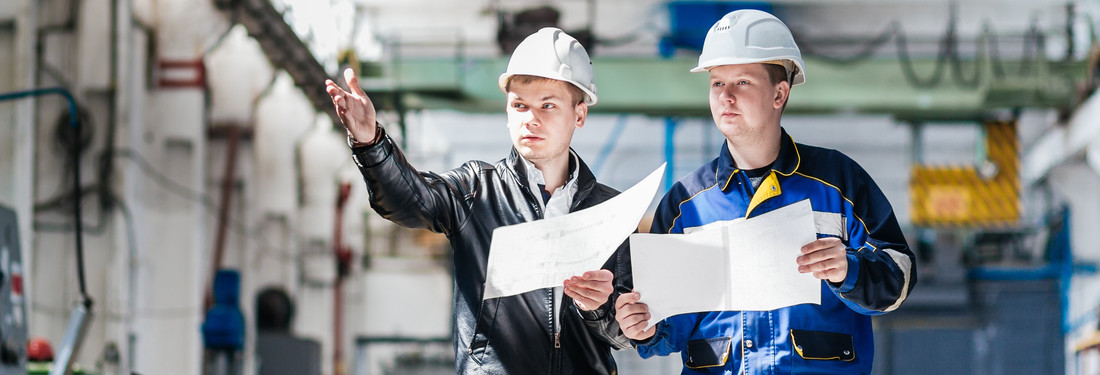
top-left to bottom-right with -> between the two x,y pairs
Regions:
519,167 -> 564,373
548,286 -> 559,344
547,287 -> 558,374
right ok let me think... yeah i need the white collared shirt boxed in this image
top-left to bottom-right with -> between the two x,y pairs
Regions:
517,150 -> 581,337
518,151 -> 580,219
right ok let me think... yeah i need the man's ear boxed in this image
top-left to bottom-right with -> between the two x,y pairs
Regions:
774,81 -> 791,109
575,102 -> 588,129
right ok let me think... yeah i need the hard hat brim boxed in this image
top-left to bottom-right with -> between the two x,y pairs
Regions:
690,57 -> 806,86
498,72 -> 599,106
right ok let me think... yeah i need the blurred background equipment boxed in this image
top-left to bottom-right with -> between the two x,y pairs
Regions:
254,287 -> 321,375
659,1 -> 773,57
202,270 -> 245,375
495,5 -> 594,55
3,0 -> 1100,374
0,206 -> 28,375
0,87 -> 93,375
26,338 -> 52,363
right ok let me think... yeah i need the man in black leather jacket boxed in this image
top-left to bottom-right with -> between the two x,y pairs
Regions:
325,27 -> 632,374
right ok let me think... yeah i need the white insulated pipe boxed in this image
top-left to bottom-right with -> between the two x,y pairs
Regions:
1022,90 -> 1100,185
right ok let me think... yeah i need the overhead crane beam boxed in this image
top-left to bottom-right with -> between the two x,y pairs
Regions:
356,56 -> 1090,119
213,0 -> 339,124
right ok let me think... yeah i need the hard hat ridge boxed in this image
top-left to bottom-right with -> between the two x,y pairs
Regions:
692,9 -> 806,86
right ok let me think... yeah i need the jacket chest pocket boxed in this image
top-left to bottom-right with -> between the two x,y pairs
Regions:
789,329 -> 856,361
685,336 -> 732,369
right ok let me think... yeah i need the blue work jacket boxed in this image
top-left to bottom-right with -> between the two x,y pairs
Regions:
635,129 -> 916,374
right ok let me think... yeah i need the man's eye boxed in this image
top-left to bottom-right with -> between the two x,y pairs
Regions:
737,80 -> 750,85
712,81 -> 724,87
513,103 -> 527,109
542,103 -> 556,109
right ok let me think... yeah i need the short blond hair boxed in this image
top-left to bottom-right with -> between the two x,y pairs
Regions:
505,75 -> 585,105
760,61 -> 791,85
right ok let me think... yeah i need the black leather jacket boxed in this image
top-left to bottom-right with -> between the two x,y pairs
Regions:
352,129 -> 632,374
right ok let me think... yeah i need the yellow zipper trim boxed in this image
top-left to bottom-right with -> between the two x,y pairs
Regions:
745,171 -> 782,216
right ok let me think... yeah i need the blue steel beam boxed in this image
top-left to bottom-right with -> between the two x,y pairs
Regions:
664,117 -> 678,192
591,114 -> 629,178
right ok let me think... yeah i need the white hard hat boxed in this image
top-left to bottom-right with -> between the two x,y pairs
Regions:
691,9 -> 806,86
498,27 -> 598,105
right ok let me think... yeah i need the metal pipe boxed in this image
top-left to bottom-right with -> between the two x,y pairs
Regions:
49,303 -> 92,375
1021,89 -> 1100,186
205,126 -> 242,311
333,182 -> 353,375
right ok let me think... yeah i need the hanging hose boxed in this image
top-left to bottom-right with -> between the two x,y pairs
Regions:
792,4 -> 1051,91
0,87 -> 93,309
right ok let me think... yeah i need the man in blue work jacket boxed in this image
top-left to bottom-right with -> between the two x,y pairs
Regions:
612,9 -> 917,374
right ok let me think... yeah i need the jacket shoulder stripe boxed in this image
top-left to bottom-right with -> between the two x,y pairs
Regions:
792,171 -> 854,207
668,182 -> 722,233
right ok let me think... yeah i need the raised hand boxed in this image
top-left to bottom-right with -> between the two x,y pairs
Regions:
325,67 -> 378,143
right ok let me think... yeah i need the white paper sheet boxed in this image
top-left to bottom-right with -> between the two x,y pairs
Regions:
629,199 -> 821,327
482,163 -> 666,300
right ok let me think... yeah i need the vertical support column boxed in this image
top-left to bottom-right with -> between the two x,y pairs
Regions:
664,117 -> 677,192
111,0 -> 137,371
12,0 -> 38,323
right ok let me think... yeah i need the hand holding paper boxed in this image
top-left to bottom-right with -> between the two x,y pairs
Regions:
629,199 -> 822,328
614,292 -> 656,341
797,237 -> 849,283
563,269 -> 614,311
481,164 -> 666,300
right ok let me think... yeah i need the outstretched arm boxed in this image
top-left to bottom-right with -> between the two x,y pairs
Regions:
332,68 -> 472,234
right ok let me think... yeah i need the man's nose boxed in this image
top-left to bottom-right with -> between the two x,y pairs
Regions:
520,110 -> 540,127
719,87 -> 736,103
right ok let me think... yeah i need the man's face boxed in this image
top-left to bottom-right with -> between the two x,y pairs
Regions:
506,79 -> 587,165
708,64 -> 789,142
